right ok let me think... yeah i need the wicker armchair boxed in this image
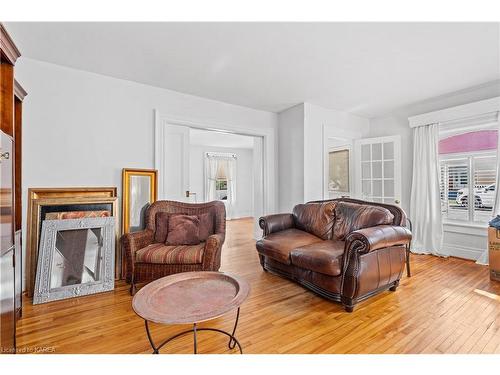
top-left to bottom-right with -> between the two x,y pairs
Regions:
122,200 -> 226,295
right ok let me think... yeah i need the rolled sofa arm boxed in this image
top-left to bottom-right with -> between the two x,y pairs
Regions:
341,225 -> 412,303
259,213 -> 295,236
346,225 -> 412,254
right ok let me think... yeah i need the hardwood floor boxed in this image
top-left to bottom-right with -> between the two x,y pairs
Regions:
17,218 -> 500,354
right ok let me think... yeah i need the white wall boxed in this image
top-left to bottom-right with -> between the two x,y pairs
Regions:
15,58 -> 278,286
369,81 -> 500,216
277,104 -> 305,212
189,145 -> 254,219
369,81 -> 500,260
276,102 -> 370,212
303,103 -> 370,202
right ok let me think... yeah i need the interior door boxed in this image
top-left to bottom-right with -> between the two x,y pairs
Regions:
156,124 -> 190,201
355,135 -> 401,205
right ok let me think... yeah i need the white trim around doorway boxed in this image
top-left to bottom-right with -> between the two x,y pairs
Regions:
153,109 -> 277,238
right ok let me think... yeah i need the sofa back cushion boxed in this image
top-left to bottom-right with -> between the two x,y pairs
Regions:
292,201 -> 336,240
333,201 -> 394,240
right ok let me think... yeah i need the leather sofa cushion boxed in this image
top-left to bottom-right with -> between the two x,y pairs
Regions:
136,243 -> 204,264
292,201 -> 336,240
333,202 -> 394,240
290,240 -> 345,276
256,228 -> 323,264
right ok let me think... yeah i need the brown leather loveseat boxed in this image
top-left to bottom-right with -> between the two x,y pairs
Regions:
256,198 -> 411,312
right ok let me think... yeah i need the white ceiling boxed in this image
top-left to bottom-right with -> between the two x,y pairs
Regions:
189,128 -> 254,149
6,22 -> 500,117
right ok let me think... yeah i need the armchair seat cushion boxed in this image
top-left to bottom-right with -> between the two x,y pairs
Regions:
290,240 -> 345,276
256,228 -> 322,264
135,243 -> 204,264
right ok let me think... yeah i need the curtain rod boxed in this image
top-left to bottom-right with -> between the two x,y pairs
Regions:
205,152 -> 237,159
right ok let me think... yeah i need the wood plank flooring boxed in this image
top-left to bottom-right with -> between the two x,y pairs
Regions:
17,218 -> 500,354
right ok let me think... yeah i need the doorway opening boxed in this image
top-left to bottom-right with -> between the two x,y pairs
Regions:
154,115 -> 267,238
188,128 -> 257,221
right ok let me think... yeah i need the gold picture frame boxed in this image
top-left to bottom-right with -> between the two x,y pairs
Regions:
26,187 -> 118,297
328,149 -> 350,193
122,168 -> 158,235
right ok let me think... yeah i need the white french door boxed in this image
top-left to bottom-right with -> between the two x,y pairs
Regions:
155,123 -> 190,201
354,135 -> 402,205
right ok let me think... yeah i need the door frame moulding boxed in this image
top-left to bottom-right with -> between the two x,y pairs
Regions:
322,124 -> 364,200
153,109 -> 276,222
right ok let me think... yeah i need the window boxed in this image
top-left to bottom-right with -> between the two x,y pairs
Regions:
439,129 -> 498,224
205,152 -> 236,202
215,161 -> 228,200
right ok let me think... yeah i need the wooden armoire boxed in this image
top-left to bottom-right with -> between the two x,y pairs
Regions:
1,23 -> 26,355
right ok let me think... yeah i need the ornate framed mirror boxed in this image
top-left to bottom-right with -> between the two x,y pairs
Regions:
33,216 -> 116,304
122,168 -> 158,234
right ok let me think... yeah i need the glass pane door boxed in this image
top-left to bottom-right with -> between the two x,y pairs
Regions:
356,136 -> 401,205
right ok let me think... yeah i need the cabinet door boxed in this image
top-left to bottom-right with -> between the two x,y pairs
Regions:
1,246 -> 16,354
14,230 -> 21,317
1,131 -> 15,354
0,132 -> 14,250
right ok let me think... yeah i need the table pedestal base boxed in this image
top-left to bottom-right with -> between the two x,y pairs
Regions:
144,307 -> 242,354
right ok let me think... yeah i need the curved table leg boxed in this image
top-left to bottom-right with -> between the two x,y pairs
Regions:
143,311 -> 243,354
193,323 -> 198,354
145,320 -> 159,354
228,307 -> 240,349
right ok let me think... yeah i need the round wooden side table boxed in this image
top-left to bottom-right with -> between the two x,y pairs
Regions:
132,271 -> 250,354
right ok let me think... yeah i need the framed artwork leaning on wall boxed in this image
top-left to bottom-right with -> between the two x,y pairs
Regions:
26,195 -> 118,296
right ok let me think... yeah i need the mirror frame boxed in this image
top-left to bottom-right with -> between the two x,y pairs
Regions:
27,196 -> 119,297
121,168 -> 158,235
33,216 -> 116,304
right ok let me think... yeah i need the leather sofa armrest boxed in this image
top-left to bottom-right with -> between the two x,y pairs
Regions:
259,213 -> 294,236
346,225 -> 412,254
203,234 -> 225,270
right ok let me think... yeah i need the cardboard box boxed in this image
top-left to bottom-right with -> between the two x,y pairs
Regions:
488,227 -> 500,281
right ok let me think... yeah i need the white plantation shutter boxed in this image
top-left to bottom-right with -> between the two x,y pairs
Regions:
473,155 -> 496,222
439,154 -> 497,223
439,159 -> 469,221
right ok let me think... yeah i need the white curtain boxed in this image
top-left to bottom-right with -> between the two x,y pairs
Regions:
492,116 -> 500,217
410,123 -> 446,256
476,114 -> 500,265
205,156 -> 219,201
204,153 -> 237,219
226,158 -> 237,219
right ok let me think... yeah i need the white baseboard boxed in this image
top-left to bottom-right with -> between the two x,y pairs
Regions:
227,210 -> 253,220
441,243 -> 484,261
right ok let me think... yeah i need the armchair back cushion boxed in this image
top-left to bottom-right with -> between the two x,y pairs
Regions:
146,200 -> 225,242
165,214 -> 201,245
333,201 -> 394,240
198,212 -> 215,241
292,201 -> 336,240
154,212 -> 170,243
